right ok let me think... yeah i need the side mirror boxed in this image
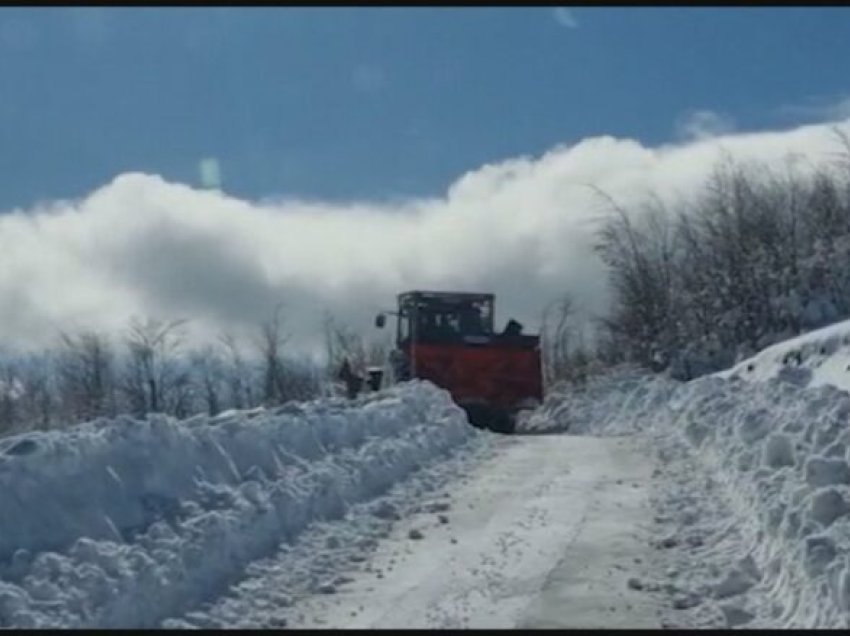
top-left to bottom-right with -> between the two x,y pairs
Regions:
375,313 -> 386,328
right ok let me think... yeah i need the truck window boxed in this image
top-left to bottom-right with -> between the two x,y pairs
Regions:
398,310 -> 410,344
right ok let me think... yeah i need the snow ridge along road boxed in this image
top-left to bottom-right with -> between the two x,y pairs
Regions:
521,346 -> 850,629
0,381 -> 480,628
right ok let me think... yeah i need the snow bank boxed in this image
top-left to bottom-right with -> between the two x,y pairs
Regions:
719,317 -> 850,394
667,377 -> 850,627
0,381 -> 479,628
519,368 -> 850,627
521,366 -> 675,436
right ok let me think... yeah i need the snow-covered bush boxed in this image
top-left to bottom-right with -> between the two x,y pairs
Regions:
595,154 -> 850,380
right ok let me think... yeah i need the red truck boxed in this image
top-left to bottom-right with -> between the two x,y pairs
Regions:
376,291 -> 543,433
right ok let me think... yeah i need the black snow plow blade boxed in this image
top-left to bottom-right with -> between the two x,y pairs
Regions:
460,403 -> 515,435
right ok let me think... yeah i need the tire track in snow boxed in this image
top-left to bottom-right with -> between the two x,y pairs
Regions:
287,435 -> 661,629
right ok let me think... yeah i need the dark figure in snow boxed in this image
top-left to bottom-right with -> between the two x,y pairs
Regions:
366,367 -> 383,391
503,319 -> 523,337
338,358 -> 363,399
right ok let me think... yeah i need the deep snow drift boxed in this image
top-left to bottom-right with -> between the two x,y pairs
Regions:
520,361 -> 850,628
0,381 -> 482,628
719,316 -> 850,393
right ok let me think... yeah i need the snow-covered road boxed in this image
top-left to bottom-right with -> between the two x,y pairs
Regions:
287,435 -> 660,628
14,325 -> 850,629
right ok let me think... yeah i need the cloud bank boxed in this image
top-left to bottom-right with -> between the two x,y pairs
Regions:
2,117 -> 849,356
675,109 -> 736,141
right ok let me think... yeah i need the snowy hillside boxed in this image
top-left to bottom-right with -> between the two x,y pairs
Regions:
0,381 -> 483,628
718,317 -> 850,393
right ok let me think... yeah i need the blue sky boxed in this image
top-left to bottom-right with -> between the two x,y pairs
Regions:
3,7 -> 850,351
2,7 -> 850,212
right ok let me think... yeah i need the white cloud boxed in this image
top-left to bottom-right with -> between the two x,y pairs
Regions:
824,98 -> 850,121
675,109 -> 735,141
199,157 -> 222,190
552,8 -> 579,29
1,118 -> 849,356
778,94 -> 850,124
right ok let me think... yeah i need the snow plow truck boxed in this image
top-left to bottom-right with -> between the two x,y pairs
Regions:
375,291 -> 543,434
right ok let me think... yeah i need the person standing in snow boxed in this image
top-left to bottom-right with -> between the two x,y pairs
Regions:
338,357 -> 363,399
503,318 -> 523,337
